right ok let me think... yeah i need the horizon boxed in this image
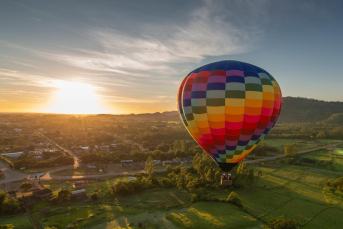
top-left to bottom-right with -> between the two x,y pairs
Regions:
1,0 -> 343,114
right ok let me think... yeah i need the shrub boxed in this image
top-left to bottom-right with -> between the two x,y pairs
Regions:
227,191 -> 242,207
266,216 -> 300,229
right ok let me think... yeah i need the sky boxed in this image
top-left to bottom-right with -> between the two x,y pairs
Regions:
1,0 -> 343,114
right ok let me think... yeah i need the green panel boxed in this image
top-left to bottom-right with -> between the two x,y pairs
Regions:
206,98 -> 225,106
192,106 -> 207,114
225,90 -> 246,98
245,84 -> 263,91
261,78 -> 273,86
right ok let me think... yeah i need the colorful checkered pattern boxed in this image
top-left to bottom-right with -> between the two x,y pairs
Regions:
177,60 -> 282,166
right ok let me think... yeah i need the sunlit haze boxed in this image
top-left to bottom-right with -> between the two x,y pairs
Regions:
43,81 -> 109,114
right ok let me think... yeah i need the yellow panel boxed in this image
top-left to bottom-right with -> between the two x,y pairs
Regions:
262,85 -> 274,93
245,91 -> 263,100
225,106 -> 245,115
207,106 -> 225,114
207,113 -> 225,121
195,120 -> 209,128
225,98 -> 245,107
193,113 -> 208,121
245,99 -> 263,108
263,92 -> 274,101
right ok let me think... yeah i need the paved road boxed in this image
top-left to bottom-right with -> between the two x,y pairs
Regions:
244,143 -> 339,164
0,160 -> 29,184
35,131 -> 80,168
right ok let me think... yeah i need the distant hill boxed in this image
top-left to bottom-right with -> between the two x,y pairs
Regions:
109,97 -> 343,124
278,97 -> 343,123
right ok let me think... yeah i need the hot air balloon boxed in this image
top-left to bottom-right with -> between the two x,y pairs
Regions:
177,60 -> 282,185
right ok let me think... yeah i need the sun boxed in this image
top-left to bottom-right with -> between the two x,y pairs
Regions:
44,80 -> 109,114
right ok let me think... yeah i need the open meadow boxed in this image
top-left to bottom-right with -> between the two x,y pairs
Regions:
28,143 -> 343,229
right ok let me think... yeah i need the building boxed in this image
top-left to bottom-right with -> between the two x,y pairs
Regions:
73,181 -> 87,189
121,160 -> 133,167
153,160 -> 161,165
32,188 -> 53,200
1,152 -> 23,158
162,160 -> 172,166
71,189 -> 87,199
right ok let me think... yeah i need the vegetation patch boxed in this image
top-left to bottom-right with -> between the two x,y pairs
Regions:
302,208 -> 343,229
166,201 -> 262,229
263,199 -> 327,224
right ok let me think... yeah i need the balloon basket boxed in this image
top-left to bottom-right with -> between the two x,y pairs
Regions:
221,173 -> 232,186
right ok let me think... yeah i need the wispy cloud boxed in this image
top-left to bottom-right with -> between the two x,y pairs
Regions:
31,0 -> 265,76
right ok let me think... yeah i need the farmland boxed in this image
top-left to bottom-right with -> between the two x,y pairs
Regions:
28,144 -> 343,229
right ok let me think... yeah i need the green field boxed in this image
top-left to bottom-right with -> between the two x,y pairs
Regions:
0,215 -> 33,229
166,202 -> 262,229
18,142 -> 343,228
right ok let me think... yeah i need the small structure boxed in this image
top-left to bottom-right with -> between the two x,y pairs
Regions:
71,189 -> 87,199
121,160 -> 133,167
162,160 -> 172,166
221,173 -> 232,186
153,160 -> 161,165
40,207 -> 51,214
32,188 -> 53,199
88,165 -> 96,169
73,181 -> 87,189
1,152 -> 23,158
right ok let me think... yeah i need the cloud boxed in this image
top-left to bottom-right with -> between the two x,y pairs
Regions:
33,0 -> 265,76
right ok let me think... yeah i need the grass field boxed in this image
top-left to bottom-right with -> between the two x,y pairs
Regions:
26,141 -> 343,229
0,214 -> 33,229
166,202 -> 262,229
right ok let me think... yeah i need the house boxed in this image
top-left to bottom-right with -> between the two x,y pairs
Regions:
32,188 -> 53,200
1,152 -> 23,158
121,160 -> 133,167
162,160 -> 172,166
71,189 -> 87,199
73,181 -> 87,189
153,160 -> 161,165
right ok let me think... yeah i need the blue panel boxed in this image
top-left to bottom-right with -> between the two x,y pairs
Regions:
251,134 -> 260,141
226,145 -> 236,151
217,150 -> 226,155
191,91 -> 207,98
199,62 -> 216,72
239,62 -> 256,72
244,71 -> 259,78
211,61 -> 227,71
207,83 -> 226,90
226,76 -> 245,83
226,61 -> 243,70
183,99 -> 191,107
238,140 -> 249,146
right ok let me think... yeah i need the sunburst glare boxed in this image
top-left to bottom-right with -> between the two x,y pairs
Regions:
44,80 -> 109,114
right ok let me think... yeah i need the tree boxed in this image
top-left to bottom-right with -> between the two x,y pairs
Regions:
20,182 -> 32,192
145,156 -> 155,177
58,190 -> 71,201
0,224 -> 15,229
0,190 -> 8,206
232,163 -> 256,188
2,197 -> 21,214
284,144 -> 298,157
267,216 -> 300,229
227,191 -> 242,207
90,192 -> 99,201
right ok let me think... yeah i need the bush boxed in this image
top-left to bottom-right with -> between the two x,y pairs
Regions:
266,216 -> 300,229
226,191 -> 242,207
160,178 -> 174,187
91,192 -> 99,201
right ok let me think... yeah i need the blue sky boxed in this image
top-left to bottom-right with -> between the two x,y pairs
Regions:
1,0 -> 343,114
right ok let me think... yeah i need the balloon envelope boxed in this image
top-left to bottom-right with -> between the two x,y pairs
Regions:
177,60 -> 282,172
